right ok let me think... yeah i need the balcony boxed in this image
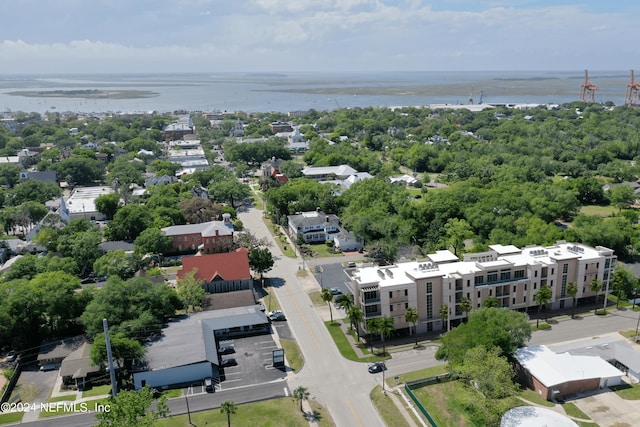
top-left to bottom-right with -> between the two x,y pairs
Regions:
364,311 -> 382,319
363,297 -> 381,305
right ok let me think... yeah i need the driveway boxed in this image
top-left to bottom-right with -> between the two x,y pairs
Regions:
11,362 -> 59,404
572,387 -> 640,426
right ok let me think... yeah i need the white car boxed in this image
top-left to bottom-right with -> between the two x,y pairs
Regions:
268,310 -> 286,321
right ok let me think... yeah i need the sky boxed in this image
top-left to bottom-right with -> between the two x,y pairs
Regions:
1,0 -> 638,74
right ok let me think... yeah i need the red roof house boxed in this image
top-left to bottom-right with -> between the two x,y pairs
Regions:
177,248 -> 253,293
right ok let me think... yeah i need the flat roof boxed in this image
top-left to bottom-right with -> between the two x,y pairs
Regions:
65,186 -> 114,214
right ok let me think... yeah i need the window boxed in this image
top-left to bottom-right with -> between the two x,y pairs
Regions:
535,271 -> 538,277
563,263 -> 568,274
524,296 -> 526,303
426,295 -> 433,319
597,262 -> 600,269
605,259 -> 610,268
389,291 -> 393,298
404,289 -> 408,296
487,271 -> 498,282
474,276 -> 484,285
514,270 -> 525,279
426,282 -> 433,293
513,298 -> 515,304
489,289 -> 493,296
500,270 -> 511,281
513,286 -> 516,292
534,283 -> 537,289
390,305 -> 393,312
551,268 -> 554,275
524,284 -> 527,291
467,280 -> 470,287
405,302 -> 408,309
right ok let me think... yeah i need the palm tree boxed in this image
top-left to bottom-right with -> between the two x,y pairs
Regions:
379,316 -> 395,356
590,278 -> 602,314
566,281 -> 578,318
404,307 -> 419,346
220,400 -> 236,427
321,287 -> 334,322
347,306 -> 364,340
366,317 -> 382,352
535,285 -> 552,327
439,304 -> 449,332
335,293 -> 354,312
293,386 -> 310,413
483,297 -> 499,308
459,297 -> 472,322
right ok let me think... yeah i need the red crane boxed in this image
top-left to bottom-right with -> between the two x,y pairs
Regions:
579,70 -> 598,103
625,70 -> 640,107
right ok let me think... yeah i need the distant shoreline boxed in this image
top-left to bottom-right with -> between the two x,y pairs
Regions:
6,89 -> 159,99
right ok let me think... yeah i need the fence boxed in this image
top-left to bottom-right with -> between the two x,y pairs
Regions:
0,362 -> 23,407
404,373 -> 454,427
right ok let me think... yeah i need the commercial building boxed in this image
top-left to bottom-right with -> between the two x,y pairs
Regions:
60,186 -> 115,222
349,241 -> 616,334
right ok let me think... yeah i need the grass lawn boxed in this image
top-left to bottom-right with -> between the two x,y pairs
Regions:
562,402 -> 590,419
280,339 -> 304,372
388,365 -> 448,388
262,288 -> 281,313
0,412 -> 23,424
262,217 -> 297,258
518,388 -> 554,407
308,290 -> 327,306
306,243 -> 344,258
156,397 -> 333,427
618,330 -> 640,342
82,384 -> 111,398
579,205 -> 616,217
370,385 -> 413,427
610,382 -> 640,399
325,321 -> 386,363
162,389 -> 184,399
531,322 -> 552,331
48,394 -> 77,402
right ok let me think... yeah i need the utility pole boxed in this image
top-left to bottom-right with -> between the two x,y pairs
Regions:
103,319 -> 118,398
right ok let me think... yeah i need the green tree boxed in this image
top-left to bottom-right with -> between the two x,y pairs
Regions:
439,304 -> 449,332
93,250 -> 140,280
321,288 -> 334,323
435,307 -> 531,366
179,197 -> 222,224
209,178 -> 251,208
459,297 -> 473,322
134,227 -> 173,261
53,156 -> 105,185
95,193 -> 121,220
293,386 -> 310,413
0,164 -> 21,188
220,400 -> 237,427
455,345 -> 518,400
176,270 -> 206,313
443,218 -> 474,257
347,306 -> 364,341
483,296 -> 499,308
566,281 -> 579,319
534,285 -> 552,327
248,247 -> 274,284
335,293 -> 354,311
608,185 -> 636,213
5,180 -> 62,205
90,332 -> 146,374
106,204 -> 153,242
378,316 -> 395,356
590,278 -> 602,314
404,306 -> 419,346
95,386 -> 168,427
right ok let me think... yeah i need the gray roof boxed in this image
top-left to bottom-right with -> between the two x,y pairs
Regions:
288,211 -> 340,229
59,342 -> 101,379
144,175 -> 178,187
162,221 -> 232,237
99,241 -> 135,252
38,336 -> 87,362
141,306 -> 268,371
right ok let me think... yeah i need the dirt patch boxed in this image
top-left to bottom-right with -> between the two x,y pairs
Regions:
592,405 -> 610,413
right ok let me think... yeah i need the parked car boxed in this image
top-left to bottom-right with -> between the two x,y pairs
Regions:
5,351 -> 16,363
330,287 -> 342,295
368,362 -> 387,374
347,262 -> 356,268
218,345 -> 235,355
204,377 -> 214,393
220,358 -> 237,368
268,310 -> 286,321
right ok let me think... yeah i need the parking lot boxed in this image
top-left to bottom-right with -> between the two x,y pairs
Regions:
217,334 -> 286,391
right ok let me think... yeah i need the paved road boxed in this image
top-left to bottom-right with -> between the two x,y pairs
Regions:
239,207 -> 386,427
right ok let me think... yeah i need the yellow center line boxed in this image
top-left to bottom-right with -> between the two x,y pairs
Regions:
346,399 -> 364,427
285,281 -> 322,349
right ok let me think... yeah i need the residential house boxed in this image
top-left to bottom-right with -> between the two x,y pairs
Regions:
515,345 -> 623,401
144,175 -> 178,187
60,342 -> 102,390
261,158 -> 288,183
349,241 -> 616,334
301,164 -> 357,181
389,174 -> 418,186
269,121 -> 293,133
19,170 -> 58,183
177,248 -> 252,293
162,217 -> 234,254
288,210 -> 340,244
37,336 -> 88,371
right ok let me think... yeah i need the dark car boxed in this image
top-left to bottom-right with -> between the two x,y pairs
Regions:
218,346 -> 235,355
330,287 -> 342,295
268,310 -> 286,321
204,377 -> 214,393
368,362 -> 387,374
220,358 -> 237,368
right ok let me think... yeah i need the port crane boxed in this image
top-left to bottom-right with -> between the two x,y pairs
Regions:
625,70 -> 640,107
579,69 -> 598,103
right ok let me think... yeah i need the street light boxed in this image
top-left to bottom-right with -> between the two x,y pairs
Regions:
315,265 -> 324,288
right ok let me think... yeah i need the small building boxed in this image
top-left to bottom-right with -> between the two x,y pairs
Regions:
162,218 -> 234,254
60,186 -> 115,222
301,164 -> 357,181
132,305 -> 269,390
37,336 -> 88,371
269,121 -> 293,134
333,230 -> 363,252
514,345 -> 624,401
144,175 -> 178,187
177,249 -> 252,293
19,170 -> 58,183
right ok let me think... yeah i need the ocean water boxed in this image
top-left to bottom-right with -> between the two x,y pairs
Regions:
0,71 -> 632,114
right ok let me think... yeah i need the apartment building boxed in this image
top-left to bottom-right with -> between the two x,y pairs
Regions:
349,241 -> 616,335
